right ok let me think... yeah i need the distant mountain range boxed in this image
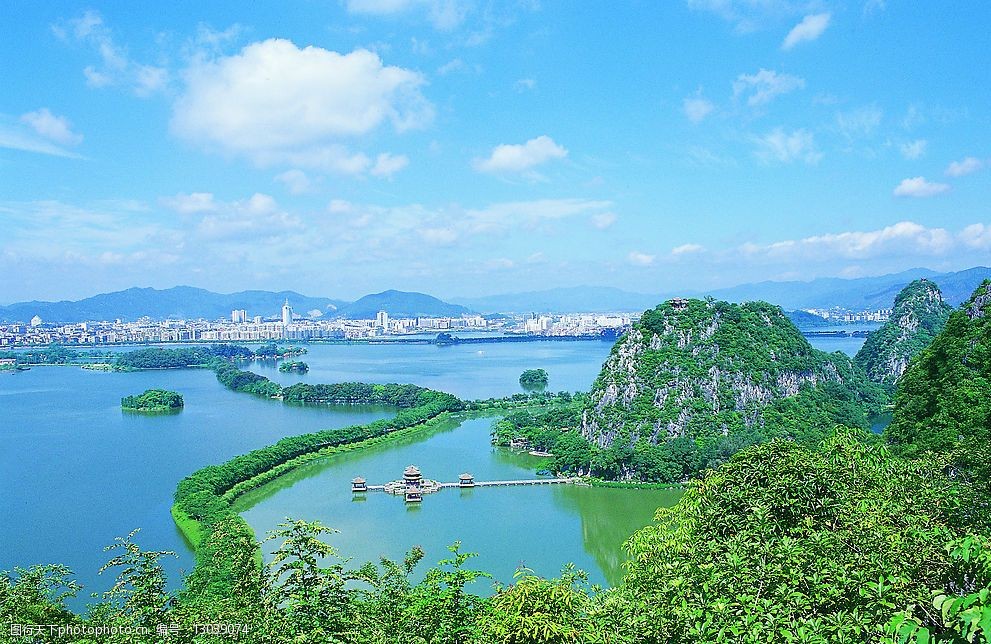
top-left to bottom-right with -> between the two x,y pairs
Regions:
454,267 -> 991,313
334,290 -> 471,319
700,266 -> 991,310
2,266 -> 989,323
0,287 -> 347,323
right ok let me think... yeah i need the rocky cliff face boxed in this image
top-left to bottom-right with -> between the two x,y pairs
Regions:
854,279 -> 952,386
581,298 -> 871,450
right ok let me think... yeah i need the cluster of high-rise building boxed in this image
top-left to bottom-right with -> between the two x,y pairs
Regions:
801,308 -> 893,323
0,301 -> 635,348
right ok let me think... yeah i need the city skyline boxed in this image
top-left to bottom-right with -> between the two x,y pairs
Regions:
2,2 -> 989,302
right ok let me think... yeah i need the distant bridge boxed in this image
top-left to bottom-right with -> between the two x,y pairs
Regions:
362,477 -> 577,492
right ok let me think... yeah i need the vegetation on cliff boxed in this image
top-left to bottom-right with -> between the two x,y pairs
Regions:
121,389 -> 183,412
578,298 -> 883,480
885,280 -> 991,457
854,279 -> 952,388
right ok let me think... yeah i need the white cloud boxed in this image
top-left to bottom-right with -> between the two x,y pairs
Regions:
275,169 -> 313,195
370,152 -> 409,177
345,0 -> 470,31
961,224 -> 991,249
53,10 -> 167,97
671,243 -> 704,256
473,135 -> 568,174
628,251 -> 655,267
945,156 -> 984,177
733,69 -> 804,107
171,39 -> 432,175
781,13 -> 831,50
893,177 -> 950,198
179,192 -> 302,241
161,192 -> 219,214
683,95 -> 715,123
739,221 -> 955,261
591,212 -> 617,229
753,128 -> 821,164
0,125 -> 84,158
899,139 -> 927,160
19,109 -> 83,146
836,104 -> 883,139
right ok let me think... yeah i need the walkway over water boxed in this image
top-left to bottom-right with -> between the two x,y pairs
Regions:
364,477 -> 577,491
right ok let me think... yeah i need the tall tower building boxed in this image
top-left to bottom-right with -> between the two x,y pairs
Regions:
282,299 -> 293,327
376,310 -> 389,331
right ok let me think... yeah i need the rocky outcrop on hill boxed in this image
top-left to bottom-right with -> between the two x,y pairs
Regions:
854,279 -> 952,386
581,298 -> 878,451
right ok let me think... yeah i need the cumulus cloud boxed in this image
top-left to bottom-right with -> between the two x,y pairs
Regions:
628,251 -> 655,266
53,10 -> 168,97
893,177 -> 950,198
473,135 -> 568,174
781,13 -> 831,50
171,39 -> 432,175
733,69 -> 804,107
345,0 -> 471,31
899,139 -> 927,160
753,127 -> 821,164
683,95 -> 715,123
20,109 -> 83,146
739,221 -> 955,261
945,156 -> 984,177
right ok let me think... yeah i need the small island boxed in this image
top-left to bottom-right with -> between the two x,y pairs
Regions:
278,361 -> 309,374
121,389 -> 184,413
519,368 -> 549,391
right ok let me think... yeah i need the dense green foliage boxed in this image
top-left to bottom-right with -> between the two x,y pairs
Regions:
885,281 -> 991,457
282,381 -> 436,407
278,360 -> 309,373
253,343 -> 306,358
620,428 -> 967,642
113,344 -> 254,370
519,368 -> 549,390
855,279 -> 952,387
120,389 -> 183,412
0,345 -> 81,365
211,359 -> 283,397
580,298 -> 884,481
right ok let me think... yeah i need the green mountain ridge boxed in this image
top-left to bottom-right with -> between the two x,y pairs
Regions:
885,279 -> 991,457
580,298 -> 882,476
854,279 -> 953,387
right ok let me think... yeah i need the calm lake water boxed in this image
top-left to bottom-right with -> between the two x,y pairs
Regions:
0,340 -> 615,607
0,333 -> 866,607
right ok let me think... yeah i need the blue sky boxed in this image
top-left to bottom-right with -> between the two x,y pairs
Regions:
1,1 -> 989,302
